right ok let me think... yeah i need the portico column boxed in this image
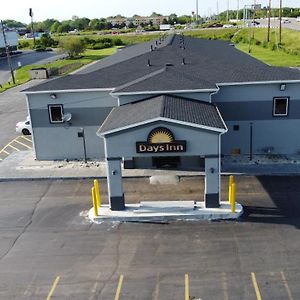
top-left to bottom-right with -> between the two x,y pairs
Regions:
204,156 -> 220,208
106,157 -> 125,211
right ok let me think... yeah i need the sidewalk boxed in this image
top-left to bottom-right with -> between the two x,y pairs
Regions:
0,150 -> 300,181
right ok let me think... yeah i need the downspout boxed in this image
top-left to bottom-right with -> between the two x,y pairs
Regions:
209,84 -> 220,103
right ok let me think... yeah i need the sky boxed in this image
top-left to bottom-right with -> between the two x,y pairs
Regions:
1,0 -> 299,23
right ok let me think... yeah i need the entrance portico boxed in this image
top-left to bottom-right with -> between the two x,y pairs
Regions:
97,95 -> 227,211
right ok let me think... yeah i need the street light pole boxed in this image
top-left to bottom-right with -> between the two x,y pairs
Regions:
196,0 -> 199,23
267,0 -> 271,42
1,20 -> 15,85
279,0 -> 282,44
29,8 -> 36,47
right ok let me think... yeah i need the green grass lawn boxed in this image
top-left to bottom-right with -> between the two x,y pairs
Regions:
235,28 -> 300,52
0,47 -> 117,93
237,43 -> 300,67
184,28 -> 239,40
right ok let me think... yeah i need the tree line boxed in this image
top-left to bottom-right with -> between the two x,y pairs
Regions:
2,14 -> 192,33
3,7 -> 300,34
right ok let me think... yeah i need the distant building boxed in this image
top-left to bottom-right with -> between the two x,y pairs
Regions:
0,30 -> 18,55
107,15 -> 169,27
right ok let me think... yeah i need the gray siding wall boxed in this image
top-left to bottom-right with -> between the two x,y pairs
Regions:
27,91 -> 117,160
212,83 -> 300,155
103,121 -> 220,158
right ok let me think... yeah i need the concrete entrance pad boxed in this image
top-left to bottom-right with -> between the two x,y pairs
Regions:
89,201 -> 243,222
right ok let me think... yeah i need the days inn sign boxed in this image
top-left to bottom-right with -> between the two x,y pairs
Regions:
136,127 -> 186,154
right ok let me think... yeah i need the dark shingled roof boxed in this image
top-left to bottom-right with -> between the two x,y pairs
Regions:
24,34 -> 300,93
98,95 -> 226,134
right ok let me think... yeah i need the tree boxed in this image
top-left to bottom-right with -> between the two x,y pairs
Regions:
150,12 -> 162,17
169,14 -> 178,25
57,21 -> 73,33
39,34 -> 56,47
72,17 -> 90,31
50,21 -> 61,33
3,19 -> 26,28
59,37 -> 86,58
89,18 -> 101,30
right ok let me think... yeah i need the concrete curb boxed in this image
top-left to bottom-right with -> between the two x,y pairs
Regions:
88,201 -> 244,223
1,172 -> 300,182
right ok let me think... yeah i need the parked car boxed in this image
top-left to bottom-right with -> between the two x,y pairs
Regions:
223,24 -> 234,28
281,19 -> 291,24
207,23 -> 223,28
296,17 -> 300,22
16,117 -> 32,135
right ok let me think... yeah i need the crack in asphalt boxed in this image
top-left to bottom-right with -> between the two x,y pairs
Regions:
0,183 -> 52,262
95,223 -> 122,298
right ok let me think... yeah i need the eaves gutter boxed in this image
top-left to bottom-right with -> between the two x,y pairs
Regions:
112,89 -> 218,96
22,88 -> 115,95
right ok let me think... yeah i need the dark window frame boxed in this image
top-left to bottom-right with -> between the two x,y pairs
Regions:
233,125 -> 240,131
273,97 -> 289,117
48,104 -> 64,123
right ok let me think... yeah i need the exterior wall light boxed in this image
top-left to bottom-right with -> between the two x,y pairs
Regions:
280,84 -> 286,91
50,93 -> 57,99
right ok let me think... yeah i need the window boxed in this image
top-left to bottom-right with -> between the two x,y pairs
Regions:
233,125 -> 240,131
273,97 -> 289,116
48,104 -> 64,123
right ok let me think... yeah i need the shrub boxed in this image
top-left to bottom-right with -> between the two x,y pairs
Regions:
18,40 -> 30,49
59,37 -> 86,58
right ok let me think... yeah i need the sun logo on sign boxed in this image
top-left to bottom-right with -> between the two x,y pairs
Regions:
147,127 -> 175,144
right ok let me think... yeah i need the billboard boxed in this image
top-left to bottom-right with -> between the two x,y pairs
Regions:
0,31 -> 18,48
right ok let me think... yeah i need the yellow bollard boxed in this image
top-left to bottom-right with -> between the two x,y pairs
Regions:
231,182 -> 236,213
94,179 -> 101,207
228,175 -> 234,203
92,187 -> 98,216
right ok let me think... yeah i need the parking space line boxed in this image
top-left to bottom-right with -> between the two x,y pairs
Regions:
114,274 -> 124,300
280,271 -> 294,300
251,272 -> 262,300
14,139 -> 32,149
185,274 -> 189,300
1,149 -> 10,154
7,143 -> 20,151
46,276 -> 60,300
221,272 -> 229,300
89,272 -> 102,300
19,136 -> 32,142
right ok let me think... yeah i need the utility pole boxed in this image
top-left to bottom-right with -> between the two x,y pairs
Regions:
236,0 -> 239,20
29,8 -> 36,47
196,0 -> 199,23
1,20 -> 15,84
227,0 -> 229,22
279,0 -> 282,44
267,0 -> 271,42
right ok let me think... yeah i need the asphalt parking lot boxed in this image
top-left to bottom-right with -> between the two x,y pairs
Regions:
0,176 -> 300,299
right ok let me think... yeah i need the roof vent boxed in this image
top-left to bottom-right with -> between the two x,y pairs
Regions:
165,63 -> 173,67
182,58 -> 186,65
147,59 -> 151,67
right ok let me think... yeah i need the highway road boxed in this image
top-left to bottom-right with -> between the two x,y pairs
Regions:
253,17 -> 300,31
0,50 -> 66,85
